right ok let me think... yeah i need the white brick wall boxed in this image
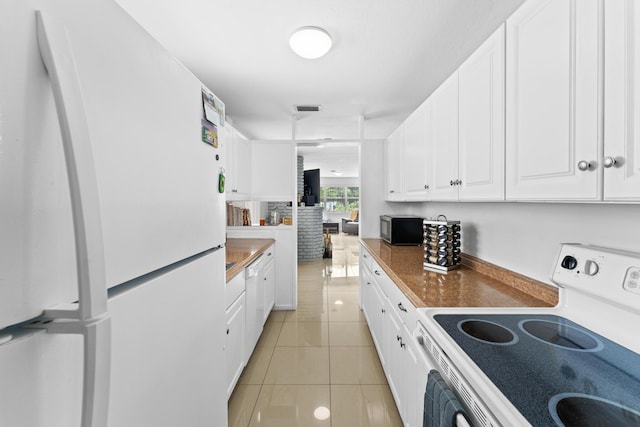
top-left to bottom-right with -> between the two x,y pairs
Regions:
297,206 -> 323,261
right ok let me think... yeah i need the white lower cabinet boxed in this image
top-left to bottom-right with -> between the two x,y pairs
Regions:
260,246 -> 275,325
404,330 -> 422,427
360,246 -> 424,427
362,273 -> 387,366
225,245 -> 277,399
384,304 -> 405,415
225,292 -> 245,399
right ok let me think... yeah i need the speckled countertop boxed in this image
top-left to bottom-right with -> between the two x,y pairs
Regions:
226,238 -> 275,282
361,238 -> 557,309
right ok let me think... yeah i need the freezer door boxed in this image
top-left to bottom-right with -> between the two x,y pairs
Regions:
62,1 -> 226,286
1,0 -> 226,320
0,332 -> 83,426
107,248 -> 226,426
0,1 -> 78,329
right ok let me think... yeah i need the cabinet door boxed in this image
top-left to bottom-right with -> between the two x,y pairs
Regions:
404,100 -> 431,201
225,293 -> 246,399
361,271 -> 373,322
261,257 -> 275,324
273,228 -> 296,310
368,282 -> 387,366
458,25 -> 506,201
505,0 -> 601,200
429,72 -> 460,201
403,330 -> 421,427
604,0 -> 640,200
234,130 -> 251,197
385,126 -> 405,200
384,306 -> 405,420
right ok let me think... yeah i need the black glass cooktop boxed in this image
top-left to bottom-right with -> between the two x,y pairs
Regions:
434,314 -> 640,427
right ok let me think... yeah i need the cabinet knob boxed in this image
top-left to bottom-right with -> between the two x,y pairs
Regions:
226,328 -> 229,335
232,189 -> 238,193
389,190 -> 395,194
381,308 -> 386,314
603,156 -> 617,168
424,184 -> 429,190
456,179 -> 462,186
577,161 -> 591,171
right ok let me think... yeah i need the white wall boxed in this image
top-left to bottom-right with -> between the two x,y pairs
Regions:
404,202 -> 640,286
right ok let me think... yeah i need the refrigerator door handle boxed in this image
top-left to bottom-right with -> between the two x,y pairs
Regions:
36,10 -> 108,321
34,11 -> 111,427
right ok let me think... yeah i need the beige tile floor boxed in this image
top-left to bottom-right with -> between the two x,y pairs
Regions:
228,233 -> 403,427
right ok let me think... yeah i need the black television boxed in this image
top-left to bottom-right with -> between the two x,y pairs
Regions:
303,169 -> 320,206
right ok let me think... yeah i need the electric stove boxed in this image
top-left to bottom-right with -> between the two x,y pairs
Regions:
416,244 -> 640,426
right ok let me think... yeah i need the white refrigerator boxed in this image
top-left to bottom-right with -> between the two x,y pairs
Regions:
0,0 -> 227,426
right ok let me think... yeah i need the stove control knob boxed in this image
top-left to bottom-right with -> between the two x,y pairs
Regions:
584,259 -> 599,276
561,255 -> 578,270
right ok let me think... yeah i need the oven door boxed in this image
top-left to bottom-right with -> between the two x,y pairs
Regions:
416,321 -> 498,427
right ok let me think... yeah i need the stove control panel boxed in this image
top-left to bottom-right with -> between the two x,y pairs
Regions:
553,244 -> 640,308
624,267 -> 640,294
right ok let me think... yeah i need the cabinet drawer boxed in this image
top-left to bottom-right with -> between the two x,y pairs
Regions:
263,244 -> 276,263
225,272 -> 245,309
386,281 -> 418,331
360,246 -> 373,273
368,259 -> 417,329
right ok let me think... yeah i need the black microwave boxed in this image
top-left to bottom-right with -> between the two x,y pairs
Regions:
380,215 -> 423,245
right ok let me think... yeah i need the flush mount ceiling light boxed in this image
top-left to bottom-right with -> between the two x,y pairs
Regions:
289,27 -> 332,59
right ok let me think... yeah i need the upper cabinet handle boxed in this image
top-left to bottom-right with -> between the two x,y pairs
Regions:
602,156 -> 617,168
577,161 -> 591,171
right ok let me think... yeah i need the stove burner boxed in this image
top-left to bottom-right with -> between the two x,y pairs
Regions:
457,319 -> 518,345
549,393 -> 640,427
519,319 -> 603,352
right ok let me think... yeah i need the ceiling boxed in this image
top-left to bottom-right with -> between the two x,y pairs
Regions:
114,0 -> 524,142
297,143 -> 360,178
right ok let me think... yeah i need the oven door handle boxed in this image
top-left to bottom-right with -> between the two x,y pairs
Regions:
455,413 -> 471,427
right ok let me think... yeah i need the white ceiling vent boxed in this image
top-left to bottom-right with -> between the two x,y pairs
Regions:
296,105 -> 321,112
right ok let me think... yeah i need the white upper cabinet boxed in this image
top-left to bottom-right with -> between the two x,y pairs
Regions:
403,99 -> 431,201
233,131 -> 251,197
429,71 -> 460,201
223,123 -> 252,200
458,25 -> 506,201
505,0 -> 601,200
604,0 -> 640,201
385,125 -> 405,201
